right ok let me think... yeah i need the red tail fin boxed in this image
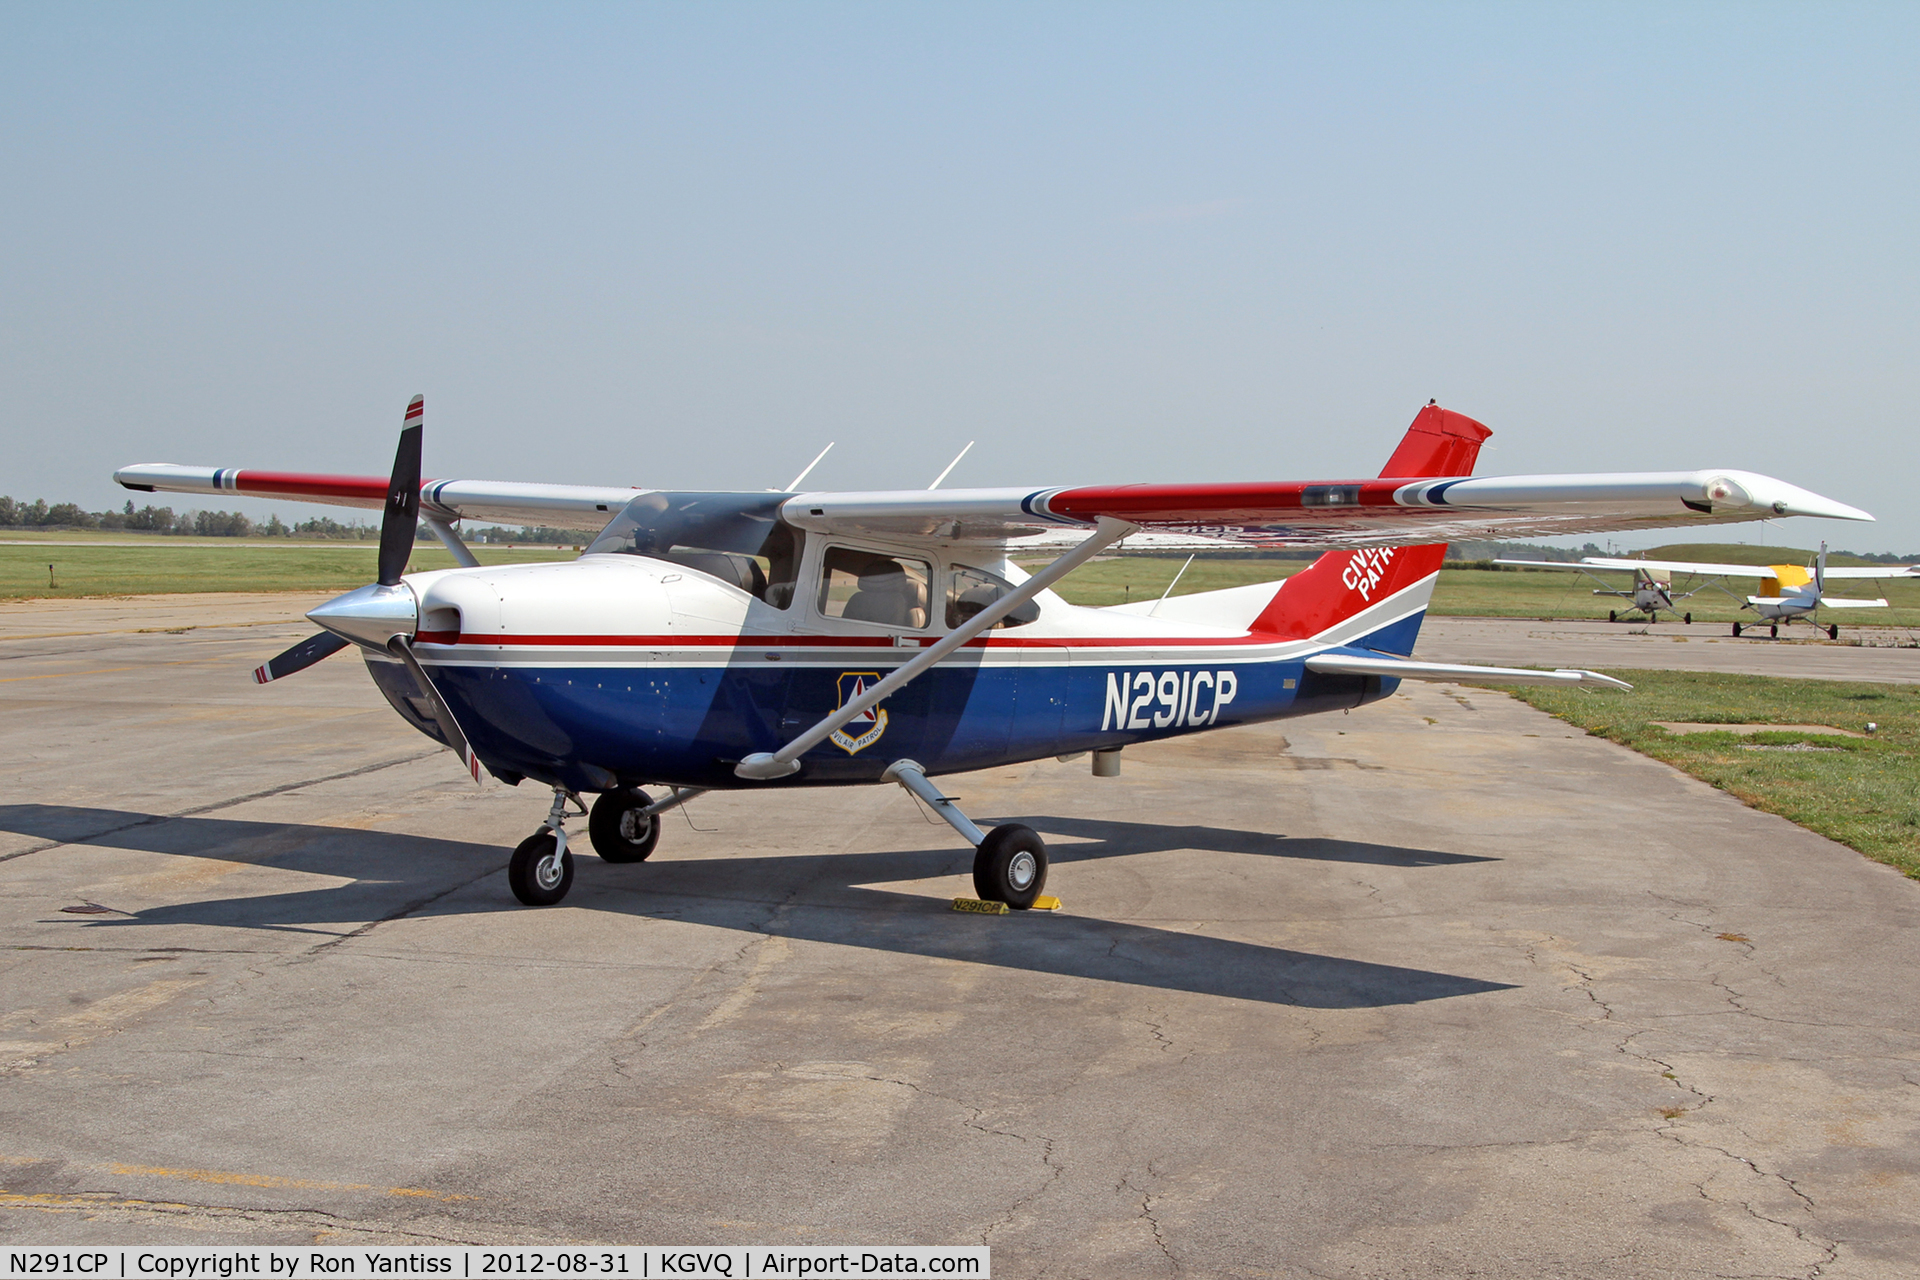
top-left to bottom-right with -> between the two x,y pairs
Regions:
1249,405 -> 1490,648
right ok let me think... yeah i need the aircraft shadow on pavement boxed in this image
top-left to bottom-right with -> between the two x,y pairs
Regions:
2,804 -> 1513,1010
985,814 -> 1496,867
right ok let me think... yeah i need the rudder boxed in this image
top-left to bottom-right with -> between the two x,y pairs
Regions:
1248,404 -> 1490,651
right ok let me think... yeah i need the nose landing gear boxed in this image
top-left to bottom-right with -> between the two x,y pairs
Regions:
508,788 -> 584,906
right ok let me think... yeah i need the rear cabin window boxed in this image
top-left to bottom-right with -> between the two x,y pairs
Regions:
817,548 -> 932,630
587,493 -> 806,608
947,565 -> 1040,629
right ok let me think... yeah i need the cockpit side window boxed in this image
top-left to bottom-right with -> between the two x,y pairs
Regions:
947,565 -> 1040,629
587,493 -> 806,608
817,548 -> 931,630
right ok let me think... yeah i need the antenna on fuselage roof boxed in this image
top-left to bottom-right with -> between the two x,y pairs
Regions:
783,442 -> 834,491
928,441 -> 975,490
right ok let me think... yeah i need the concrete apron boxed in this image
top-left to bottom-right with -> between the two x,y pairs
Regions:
0,599 -> 1915,1277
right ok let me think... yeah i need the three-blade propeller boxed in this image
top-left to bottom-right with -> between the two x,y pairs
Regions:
255,396 -> 427,683
252,396 -> 486,782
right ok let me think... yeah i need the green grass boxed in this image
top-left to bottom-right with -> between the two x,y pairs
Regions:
1505,670 -> 1920,879
1,542 -> 572,598
10,540 -> 1920,635
1026,556 -> 1308,607
1032,555 -> 1920,629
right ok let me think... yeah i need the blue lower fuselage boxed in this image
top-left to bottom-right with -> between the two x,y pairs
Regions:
367,613 -> 1421,793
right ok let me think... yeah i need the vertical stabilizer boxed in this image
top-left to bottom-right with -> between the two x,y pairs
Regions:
1248,405 -> 1490,653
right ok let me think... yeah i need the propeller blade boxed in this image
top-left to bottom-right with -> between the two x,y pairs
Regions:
377,396 -> 425,587
253,631 -> 350,684
385,636 -> 485,784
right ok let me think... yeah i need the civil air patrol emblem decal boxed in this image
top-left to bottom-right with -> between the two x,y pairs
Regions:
829,671 -> 888,755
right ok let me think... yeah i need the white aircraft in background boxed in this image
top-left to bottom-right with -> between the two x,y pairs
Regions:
1494,544 -> 1916,637
1493,557 -> 1705,624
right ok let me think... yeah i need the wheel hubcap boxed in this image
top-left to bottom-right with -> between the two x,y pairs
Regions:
1007,850 -> 1037,891
536,852 -> 564,890
618,808 -> 651,843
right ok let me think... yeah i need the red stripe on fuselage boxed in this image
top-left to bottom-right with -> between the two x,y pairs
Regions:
409,614 -> 1429,652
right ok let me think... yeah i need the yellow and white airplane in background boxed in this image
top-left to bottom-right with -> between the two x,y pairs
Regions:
1494,543 -> 1917,637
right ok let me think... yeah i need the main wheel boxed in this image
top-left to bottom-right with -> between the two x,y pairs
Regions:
508,831 -> 574,906
1608,610 -> 1617,622
1684,613 -> 1692,625
1828,624 -> 1840,640
1732,623 -> 1743,637
1770,625 -> 1779,639
974,824 -> 1047,910
589,789 -> 661,862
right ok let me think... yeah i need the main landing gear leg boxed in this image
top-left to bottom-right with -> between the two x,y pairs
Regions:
509,786 -> 584,906
884,759 -> 1049,910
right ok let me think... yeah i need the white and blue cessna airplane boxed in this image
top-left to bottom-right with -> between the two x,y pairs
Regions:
116,402 -> 1871,909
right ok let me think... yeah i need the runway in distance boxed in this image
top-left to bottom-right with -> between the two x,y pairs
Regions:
116,402 -> 1873,908
1494,546 -> 1915,635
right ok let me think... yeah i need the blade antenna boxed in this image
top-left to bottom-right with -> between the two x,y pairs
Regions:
928,441 -> 974,491
785,442 -> 834,492
1149,554 -> 1197,617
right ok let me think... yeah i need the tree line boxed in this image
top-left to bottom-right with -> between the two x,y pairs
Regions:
0,496 -> 602,545
0,496 -> 389,538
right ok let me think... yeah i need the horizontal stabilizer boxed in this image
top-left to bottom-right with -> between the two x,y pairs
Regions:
1304,653 -> 1632,690
1748,595 -> 1887,609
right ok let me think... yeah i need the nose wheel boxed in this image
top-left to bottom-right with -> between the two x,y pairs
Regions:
509,787 -> 585,906
509,830 -> 574,905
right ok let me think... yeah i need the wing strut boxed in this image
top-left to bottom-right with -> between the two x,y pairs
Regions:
735,515 -> 1139,780
422,515 -> 480,568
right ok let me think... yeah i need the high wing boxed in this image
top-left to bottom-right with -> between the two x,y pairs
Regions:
115,464 -> 640,529
1802,566 -> 1919,579
782,470 -> 1869,548
118,465 -> 1871,550
1562,556 -> 1911,578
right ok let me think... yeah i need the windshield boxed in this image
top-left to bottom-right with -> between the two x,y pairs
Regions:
587,492 -> 806,607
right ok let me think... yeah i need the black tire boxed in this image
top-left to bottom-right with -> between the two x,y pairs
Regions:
1770,625 -> 1779,639
589,790 -> 661,863
508,831 -> 573,906
1608,610 -> 1616,623
1684,613 -> 1692,625
973,823 -> 1047,910
1828,624 -> 1840,640
1732,623 -> 1743,637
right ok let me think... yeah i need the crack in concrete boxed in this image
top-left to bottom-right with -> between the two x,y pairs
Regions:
297,865 -> 503,960
1553,948 -> 1846,1276
1117,1173 -> 1179,1272
1139,1008 -> 1183,1058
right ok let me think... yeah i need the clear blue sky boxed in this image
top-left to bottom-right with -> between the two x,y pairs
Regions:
4,2 -> 1915,550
